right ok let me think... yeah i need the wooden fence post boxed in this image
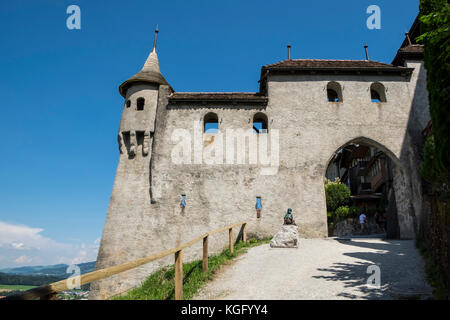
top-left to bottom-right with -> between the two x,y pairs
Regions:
229,228 -> 234,254
243,223 -> 247,243
174,250 -> 183,300
202,236 -> 208,273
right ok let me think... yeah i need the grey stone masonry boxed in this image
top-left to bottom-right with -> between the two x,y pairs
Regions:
90,30 -> 430,299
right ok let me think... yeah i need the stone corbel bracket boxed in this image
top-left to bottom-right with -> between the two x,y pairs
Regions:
118,130 -> 153,157
143,131 -> 151,156
118,132 -> 125,154
129,131 -> 137,156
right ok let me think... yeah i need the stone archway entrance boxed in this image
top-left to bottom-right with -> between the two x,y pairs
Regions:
323,137 -> 415,239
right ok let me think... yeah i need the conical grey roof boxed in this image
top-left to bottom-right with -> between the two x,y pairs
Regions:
119,47 -> 169,97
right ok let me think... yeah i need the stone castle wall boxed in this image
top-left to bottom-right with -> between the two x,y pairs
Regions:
90,63 -> 430,299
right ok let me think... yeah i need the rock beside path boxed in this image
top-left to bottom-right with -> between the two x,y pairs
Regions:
270,225 -> 299,248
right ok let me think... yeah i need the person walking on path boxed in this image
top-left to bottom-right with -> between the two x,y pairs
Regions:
359,212 -> 368,234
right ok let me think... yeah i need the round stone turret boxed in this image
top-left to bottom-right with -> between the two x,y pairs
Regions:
117,29 -> 169,157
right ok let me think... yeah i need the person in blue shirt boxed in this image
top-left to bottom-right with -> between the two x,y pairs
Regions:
359,212 -> 368,234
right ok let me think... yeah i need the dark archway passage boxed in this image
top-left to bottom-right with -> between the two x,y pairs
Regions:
324,139 -> 404,238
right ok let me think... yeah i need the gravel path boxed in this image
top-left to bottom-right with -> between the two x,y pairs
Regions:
194,238 -> 432,300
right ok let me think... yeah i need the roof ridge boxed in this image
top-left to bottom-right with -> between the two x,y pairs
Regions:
172,92 -> 260,94
290,59 -> 376,61
263,59 -> 397,69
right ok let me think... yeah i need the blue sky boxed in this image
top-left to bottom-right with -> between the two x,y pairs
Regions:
0,0 -> 419,268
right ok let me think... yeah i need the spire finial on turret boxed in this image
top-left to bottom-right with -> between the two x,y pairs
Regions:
141,25 -> 161,73
153,25 -> 159,51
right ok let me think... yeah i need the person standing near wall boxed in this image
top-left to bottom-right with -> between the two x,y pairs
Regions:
359,212 -> 367,234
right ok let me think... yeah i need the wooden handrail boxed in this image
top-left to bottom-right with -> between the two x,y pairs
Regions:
4,221 -> 247,300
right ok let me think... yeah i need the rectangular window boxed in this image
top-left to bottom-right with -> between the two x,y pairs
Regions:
136,98 -> 145,111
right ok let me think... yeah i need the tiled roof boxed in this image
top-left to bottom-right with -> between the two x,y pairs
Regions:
168,92 -> 268,104
263,59 -> 400,69
392,44 -> 425,65
120,71 -> 169,97
398,45 -> 424,53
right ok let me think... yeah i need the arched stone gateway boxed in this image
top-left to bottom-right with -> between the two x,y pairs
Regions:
324,137 -> 416,239
91,21 -> 430,299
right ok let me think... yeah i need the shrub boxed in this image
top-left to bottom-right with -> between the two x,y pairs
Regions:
349,206 -> 359,218
335,206 -> 350,221
324,178 -> 351,212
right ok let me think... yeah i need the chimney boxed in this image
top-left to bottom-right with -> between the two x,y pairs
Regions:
405,32 -> 412,46
287,44 -> 291,60
364,44 -> 370,61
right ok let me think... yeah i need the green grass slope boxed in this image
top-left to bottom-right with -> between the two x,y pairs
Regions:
113,238 -> 270,300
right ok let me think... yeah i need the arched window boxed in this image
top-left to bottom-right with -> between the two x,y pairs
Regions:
136,97 -> 145,110
126,100 -> 131,108
204,112 -> 219,134
370,83 -> 387,103
253,112 -> 268,134
327,82 -> 343,102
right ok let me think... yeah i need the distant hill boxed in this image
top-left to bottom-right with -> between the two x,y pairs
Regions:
0,261 -> 96,277
0,272 -> 63,287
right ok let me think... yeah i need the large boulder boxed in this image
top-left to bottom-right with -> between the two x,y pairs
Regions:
270,225 -> 299,248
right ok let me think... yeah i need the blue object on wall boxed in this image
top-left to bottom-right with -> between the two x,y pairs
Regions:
255,197 -> 262,209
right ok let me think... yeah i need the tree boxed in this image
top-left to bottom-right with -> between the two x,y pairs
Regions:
324,178 -> 351,212
417,0 -> 450,195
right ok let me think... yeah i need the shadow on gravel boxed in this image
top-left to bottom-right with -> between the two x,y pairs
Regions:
312,239 -> 431,299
